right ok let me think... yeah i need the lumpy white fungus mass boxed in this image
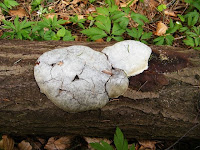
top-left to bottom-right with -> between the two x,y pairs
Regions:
34,41 -> 152,112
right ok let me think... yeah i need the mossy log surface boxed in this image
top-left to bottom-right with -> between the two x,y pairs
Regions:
0,39 -> 200,140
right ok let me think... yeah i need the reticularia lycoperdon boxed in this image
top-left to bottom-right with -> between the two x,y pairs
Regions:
34,40 -> 152,112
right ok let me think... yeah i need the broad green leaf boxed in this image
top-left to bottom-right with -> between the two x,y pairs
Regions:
90,143 -> 105,150
111,11 -> 125,20
52,35 -> 60,40
194,37 -> 200,47
129,144 -> 135,150
107,36 -> 112,42
0,2 -> 8,11
141,32 -> 152,40
4,0 -> 19,9
122,139 -> 128,150
131,12 -> 149,26
14,16 -> 20,32
153,36 -> 165,45
63,30 -> 75,41
185,31 -> 197,37
194,47 -> 200,50
121,7 -> 130,14
114,127 -> 124,150
96,7 -> 109,16
177,14 -> 185,22
183,36 -> 194,47
16,31 -> 22,40
127,28 -> 138,39
112,23 -> 125,35
185,10 -> 199,26
70,15 -> 78,23
81,27 -> 107,40
78,23 -> 85,29
165,34 -> 174,45
179,27 -> 189,32
101,141 -> 113,150
157,4 -> 167,11
95,15 -> 111,33
137,25 -> 143,39
57,27 -> 66,37
44,30 -> 54,40
2,19 -> 15,30
112,36 -> 123,41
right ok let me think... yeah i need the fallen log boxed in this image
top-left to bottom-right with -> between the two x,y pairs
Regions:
0,39 -> 200,140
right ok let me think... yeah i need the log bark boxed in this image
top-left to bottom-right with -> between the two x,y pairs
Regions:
0,39 -> 200,140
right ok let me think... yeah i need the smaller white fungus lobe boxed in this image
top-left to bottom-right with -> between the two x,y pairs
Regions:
102,40 -> 152,77
106,69 -> 129,98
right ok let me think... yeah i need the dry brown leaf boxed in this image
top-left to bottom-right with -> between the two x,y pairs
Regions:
123,0 -> 139,7
84,137 -> 111,150
1,135 -> 15,150
95,39 -> 104,42
71,0 -> 82,5
45,13 -> 58,19
154,21 -> 168,36
9,8 -> 28,17
44,136 -> 71,150
115,0 -> 120,6
138,140 -> 157,150
0,8 -> 5,21
164,10 -> 177,17
18,140 -> 32,150
86,5 -> 96,14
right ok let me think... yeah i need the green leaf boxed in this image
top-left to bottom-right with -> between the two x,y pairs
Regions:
185,31 -> 197,37
90,143 -> 105,150
131,12 -> 149,26
112,36 -> 123,41
57,27 -> 66,37
178,14 -> 185,22
165,34 -> 174,45
95,15 -> 111,33
127,28 -> 138,39
70,15 -> 78,23
153,36 -> 165,45
129,144 -> 135,150
114,127 -> 124,150
4,0 -> 19,9
63,30 -> 75,41
2,20 -> 15,30
179,27 -> 189,32
111,11 -> 125,20
121,7 -> 130,14
194,47 -> 200,50
101,141 -> 113,150
185,10 -> 199,26
137,25 -> 143,39
183,36 -> 194,47
112,23 -> 125,35
81,27 -> 107,40
141,32 -> 152,40
157,4 -> 167,12
78,23 -> 85,29
0,2 -> 9,11
194,37 -> 200,47
107,36 -> 112,42
96,7 -> 110,16
14,16 -> 20,32
44,30 -> 54,40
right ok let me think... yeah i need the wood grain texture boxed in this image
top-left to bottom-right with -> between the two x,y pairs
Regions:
0,39 -> 200,140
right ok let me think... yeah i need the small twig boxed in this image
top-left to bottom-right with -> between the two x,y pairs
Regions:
165,123 -> 200,150
13,59 -> 22,65
174,36 -> 185,40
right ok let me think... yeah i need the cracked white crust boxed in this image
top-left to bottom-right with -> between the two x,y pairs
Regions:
34,45 -> 129,112
102,40 -> 152,77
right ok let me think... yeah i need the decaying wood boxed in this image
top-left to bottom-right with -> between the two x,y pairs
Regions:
0,39 -> 200,140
